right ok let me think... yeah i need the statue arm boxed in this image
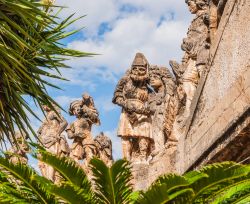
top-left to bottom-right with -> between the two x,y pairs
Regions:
66,124 -> 74,139
58,116 -> 68,136
112,75 -> 128,107
37,120 -> 46,136
82,105 -> 100,125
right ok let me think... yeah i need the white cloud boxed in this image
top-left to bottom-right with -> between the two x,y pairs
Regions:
95,96 -> 117,113
54,95 -> 80,108
58,0 -> 192,81
67,14 -> 189,75
56,0 -> 118,35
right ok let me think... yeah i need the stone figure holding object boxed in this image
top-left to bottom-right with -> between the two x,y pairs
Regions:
180,0 -> 210,119
66,93 -> 99,169
95,132 -> 113,167
113,53 -> 153,162
148,65 -> 177,153
38,105 -> 69,182
7,131 -> 29,165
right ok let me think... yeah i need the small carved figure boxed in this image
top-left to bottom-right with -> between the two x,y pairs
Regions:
113,53 -> 153,162
180,0 -> 210,119
38,105 -> 69,182
148,65 -> 177,153
95,132 -> 113,167
6,131 -> 29,165
66,93 -> 99,169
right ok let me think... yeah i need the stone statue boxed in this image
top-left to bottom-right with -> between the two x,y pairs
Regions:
7,131 -> 29,165
178,0 -> 210,119
148,65 -> 177,153
95,132 -> 113,167
66,93 -> 99,169
38,105 -> 69,182
112,53 -> 153,162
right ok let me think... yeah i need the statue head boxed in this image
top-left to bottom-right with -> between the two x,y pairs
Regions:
130,53 -> 149,82
42,105 -> 51,112
149,65 -> 164,91
10,131 -> 29,152
185,0 -> 208,13
42,104 -> 60,113
69,100 -> 83,117
149,66 -> 173,93
82,92 -> 93,106
95,132 -> 112,157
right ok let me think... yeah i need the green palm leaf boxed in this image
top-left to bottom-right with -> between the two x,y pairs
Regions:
210,179 -> 250,204
190,162 -> 250,203
34,146 -> 92,190
0,156 -> 57,203
48,181 -> 95,204
138,174 -> 196,204
0,0 -> 93,145
90,159 -> 134,204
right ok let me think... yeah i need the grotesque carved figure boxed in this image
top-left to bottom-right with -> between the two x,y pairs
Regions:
38,105 -> 69,182
7,131 -> 29,165
113,53 -> 153,162
178,0 -> 210,120
66,93 -> 99,169
95,132 -> 113,167
148,65 -> 177,153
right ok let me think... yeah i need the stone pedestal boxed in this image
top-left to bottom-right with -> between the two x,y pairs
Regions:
132,147 -> 177,190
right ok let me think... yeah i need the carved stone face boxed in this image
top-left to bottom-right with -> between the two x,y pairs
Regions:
130,65 -> 148,82
72,103 -> 82,117
42,105 -> 51,112
150,75 -> 163,91
188,0 -> 198,14
131,65 -> 147,76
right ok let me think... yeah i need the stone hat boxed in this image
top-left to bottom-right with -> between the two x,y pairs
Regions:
185,0 -> 208,5
69,100 -> 82,115
132,53 -> 149,67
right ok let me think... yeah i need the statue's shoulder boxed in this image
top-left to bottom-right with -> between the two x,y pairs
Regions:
119,71 -> 130,83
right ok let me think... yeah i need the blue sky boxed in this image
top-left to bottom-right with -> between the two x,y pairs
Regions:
28,0 -> 192,162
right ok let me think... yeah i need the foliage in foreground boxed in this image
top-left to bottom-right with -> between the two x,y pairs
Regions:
0,0 -> 92,144
0,147 -> 249,203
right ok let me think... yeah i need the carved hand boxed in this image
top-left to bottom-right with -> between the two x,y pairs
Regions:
125,101 -> 150,115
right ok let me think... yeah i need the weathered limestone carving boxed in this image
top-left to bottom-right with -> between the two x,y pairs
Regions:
38,105 -> 69,182
113,53 -> 153,162
66,93 -> 99,169
182,0 -> 209,117
148,65 -> 177,153
210,0 -> 228,43
7,131 -> 29,165
172,0 -> 210,123
95,132 -> 113,167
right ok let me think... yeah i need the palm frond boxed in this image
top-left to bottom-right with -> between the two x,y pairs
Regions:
48,181 -> 95,204
0,156 -> 57,203
34,146 -> 92,191
0,0 -> 93,145
210,179 -> 250,203
190,162 -> 250,203
90,159 -> 134,204
138,174 -> 195,204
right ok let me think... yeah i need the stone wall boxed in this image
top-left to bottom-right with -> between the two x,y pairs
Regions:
176,0 -> 250,173
132,147 -> 177,190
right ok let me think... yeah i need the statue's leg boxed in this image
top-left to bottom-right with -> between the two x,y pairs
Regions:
84,145 -> 95,166
139,137 -> 149,161
183,81 -> 197,118
38,161 -> 46,177
46,164 -> 55,182
197,64 -> 206,77
70,142 -> 82,163
121,137 -> 132,161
